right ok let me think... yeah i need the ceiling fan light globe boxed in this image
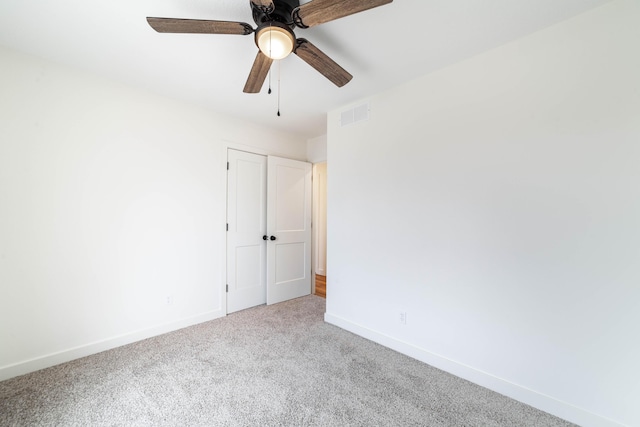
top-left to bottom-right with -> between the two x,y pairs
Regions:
257,26 -> 294,60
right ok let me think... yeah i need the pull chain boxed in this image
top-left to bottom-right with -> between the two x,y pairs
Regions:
277,60 -> 281,117
268,24 -> 272,95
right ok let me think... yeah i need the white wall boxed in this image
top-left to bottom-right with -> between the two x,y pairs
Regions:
312,162 -> 327,276
308,134 -> 328,281
0,45 -> 306,380
326,1 -> 640,426
306,134 -> 327,164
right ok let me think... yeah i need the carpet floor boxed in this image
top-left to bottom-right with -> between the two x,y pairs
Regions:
0,295 -> 574,426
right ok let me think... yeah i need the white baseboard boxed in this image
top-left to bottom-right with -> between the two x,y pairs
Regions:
0,309 -> 225,382
324,312 -> 624,427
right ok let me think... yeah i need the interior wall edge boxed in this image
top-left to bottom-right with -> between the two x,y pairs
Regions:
0,308 -> 225,382
324,312 -> 625,427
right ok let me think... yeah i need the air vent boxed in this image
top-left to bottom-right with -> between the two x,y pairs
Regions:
340,103 -> 370,127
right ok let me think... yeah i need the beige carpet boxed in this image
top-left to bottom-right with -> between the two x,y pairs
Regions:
0,295 -> 574,426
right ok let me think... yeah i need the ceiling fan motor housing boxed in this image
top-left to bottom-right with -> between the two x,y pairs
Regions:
251,0 -> 300,28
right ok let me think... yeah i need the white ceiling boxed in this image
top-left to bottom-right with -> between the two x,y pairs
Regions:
0,0 -> 610,139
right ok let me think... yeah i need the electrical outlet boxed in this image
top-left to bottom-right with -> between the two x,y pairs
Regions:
400,312 -> 407,325
166,296 -> 174,305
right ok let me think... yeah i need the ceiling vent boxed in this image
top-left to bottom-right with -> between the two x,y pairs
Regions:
340,103 -> 370,127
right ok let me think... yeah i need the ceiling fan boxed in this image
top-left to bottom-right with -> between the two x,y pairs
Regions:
147,0 -> 393,94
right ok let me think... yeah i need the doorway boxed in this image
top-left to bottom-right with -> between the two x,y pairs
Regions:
312,162 -> 327,298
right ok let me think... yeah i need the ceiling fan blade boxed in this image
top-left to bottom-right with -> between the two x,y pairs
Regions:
293,0 -> 392,28
251,0 -> 275,14
243,51 -> 274,93
294,39 -> 353,87
147,17 -> 253,35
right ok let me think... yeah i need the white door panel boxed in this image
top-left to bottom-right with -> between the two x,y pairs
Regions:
267,156 -> 312,305
226,150 -> 267,313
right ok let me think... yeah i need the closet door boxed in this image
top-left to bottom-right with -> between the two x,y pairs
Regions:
227,151 -> 311,313
226,150 -> 267,313
266,156 -> 312,305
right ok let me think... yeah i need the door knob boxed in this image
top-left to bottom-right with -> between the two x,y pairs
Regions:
263,235 -> 268,241
270,236 -> 277,241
